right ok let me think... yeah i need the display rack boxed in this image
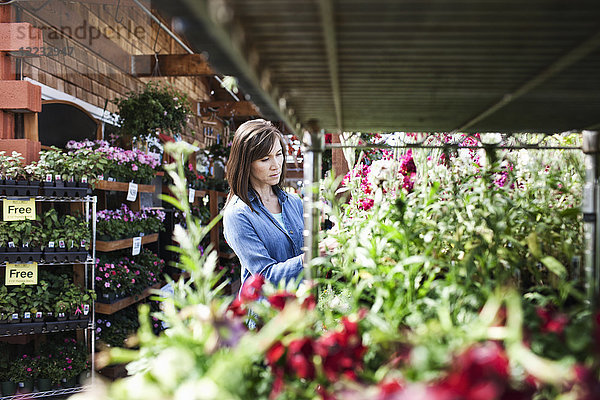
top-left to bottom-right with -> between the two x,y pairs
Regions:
0,194 -> 97,399
0,386 -> 89,400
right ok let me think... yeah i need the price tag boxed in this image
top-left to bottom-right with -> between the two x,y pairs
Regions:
3,198 -> 36,221
83,304 -> 90,315
55,174 -> 61,181
58,240 -> 66,249
189,188 -> 195,203
35,311 -> 43,319
132,236 -> 142,256
8,241 -> 15,248
127,182 -> 138,201
5,262 -> 38,285
107,177 -> 115,182
48,241 -> 55,248
23,312 -> 31,319
81,176 -> 88,183
45,174 -> 53,182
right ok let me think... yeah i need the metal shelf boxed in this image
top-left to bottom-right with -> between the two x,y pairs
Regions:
0,196 -> 96,202
0,257 -> 94,267
0,385 -> 88,400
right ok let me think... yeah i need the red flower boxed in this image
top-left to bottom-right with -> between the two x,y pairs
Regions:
302,294 -> 317,311
378,379 -> 404,399
266,341 -> 285,365
286,338 -> 316,379
267,291 -> 296,310
438,341 -> 510,399
314,317 -> 367,382
536,307 -> 569,334
227,298 -> 246,317
240,275 -> 265,302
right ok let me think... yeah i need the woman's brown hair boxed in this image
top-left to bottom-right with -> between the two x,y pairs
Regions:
225,119 -> 287,211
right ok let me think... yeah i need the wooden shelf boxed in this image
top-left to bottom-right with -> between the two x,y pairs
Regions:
95,180 -> 155,193
95,282 -> 163,315
96,233 -> 158,252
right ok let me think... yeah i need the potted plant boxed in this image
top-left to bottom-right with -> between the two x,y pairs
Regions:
13,354 -> 35,393
114,81 -> 191,150
54,300 -> 69,321
0,344 -> 14,396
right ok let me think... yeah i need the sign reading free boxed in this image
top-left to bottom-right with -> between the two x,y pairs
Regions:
3,198 -> 36,221
5,263 -> 38,285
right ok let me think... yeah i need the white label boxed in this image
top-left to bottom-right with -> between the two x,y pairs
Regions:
70,240 -> 75,249
81,176 -> 88,183
132,236 -> 142,256
36,312 -> 43,319
98,174 -> 104,181
55,174 -> 61,181
48,241 -> 55,248
107,177 -> 115,182
11,313 -> 18,320
83,304 -> 90,315
189,188 -> 195,203
68,176 -> 74,182
80,239 -> 86,247
22,242 -> 29,248
126,182 -> 138,201
58,240 -> 66,249
23,312 -> 31,319
8,242 -> 15,248
45,174 -> 53,182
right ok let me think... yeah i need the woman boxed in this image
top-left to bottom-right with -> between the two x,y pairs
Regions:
223,119 -> 304,293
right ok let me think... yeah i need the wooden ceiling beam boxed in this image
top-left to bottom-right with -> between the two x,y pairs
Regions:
317,0 -> 343,133
196,101 -> 261,118
131,54 -> 214,77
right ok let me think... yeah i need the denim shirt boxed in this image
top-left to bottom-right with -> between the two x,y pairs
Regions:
223,187 -> 304,292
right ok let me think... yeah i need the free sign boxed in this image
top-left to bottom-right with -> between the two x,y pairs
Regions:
5,263 -> 38,285
3,198 -> 36,221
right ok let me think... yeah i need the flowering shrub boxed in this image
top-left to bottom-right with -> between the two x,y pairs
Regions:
96,204 -> 166,240
66,140 -> 160,184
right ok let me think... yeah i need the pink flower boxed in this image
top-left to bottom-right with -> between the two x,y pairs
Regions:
132,164 -> 138,171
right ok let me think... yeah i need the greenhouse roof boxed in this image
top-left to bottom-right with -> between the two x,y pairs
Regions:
158,0 -> 600,135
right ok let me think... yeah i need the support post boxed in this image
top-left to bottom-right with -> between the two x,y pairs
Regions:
582,130 -> 600,308
302,120 -> 323,280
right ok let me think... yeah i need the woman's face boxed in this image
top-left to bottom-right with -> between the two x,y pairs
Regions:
249,139 -> 284,189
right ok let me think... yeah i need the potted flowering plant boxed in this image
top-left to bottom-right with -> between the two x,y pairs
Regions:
114,81 -> 192,148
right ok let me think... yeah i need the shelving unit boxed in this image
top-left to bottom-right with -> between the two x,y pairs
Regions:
0,192 -> 97,399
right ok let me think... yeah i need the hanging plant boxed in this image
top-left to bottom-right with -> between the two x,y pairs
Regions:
113,82 -> 192,147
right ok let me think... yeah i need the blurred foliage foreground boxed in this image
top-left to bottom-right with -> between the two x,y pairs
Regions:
76,133 -> 600,400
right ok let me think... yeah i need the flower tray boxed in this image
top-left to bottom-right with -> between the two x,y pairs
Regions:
0,247 -> 43,263
41,181 -> 91,197
46,319 -> 89,333
0,321 -> 44,336
0,179 -> 40,196
42,248 -> 89,263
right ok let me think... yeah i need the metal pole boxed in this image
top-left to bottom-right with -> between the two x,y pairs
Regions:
302,120 -> 324,279
582,130 -> 599,308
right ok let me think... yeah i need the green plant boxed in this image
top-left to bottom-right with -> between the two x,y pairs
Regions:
114,82 -> 192,146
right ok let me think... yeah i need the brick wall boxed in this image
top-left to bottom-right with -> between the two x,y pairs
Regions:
16,1 -> 214,146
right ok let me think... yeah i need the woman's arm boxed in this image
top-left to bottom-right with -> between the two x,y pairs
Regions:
224,209 -> 304,285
